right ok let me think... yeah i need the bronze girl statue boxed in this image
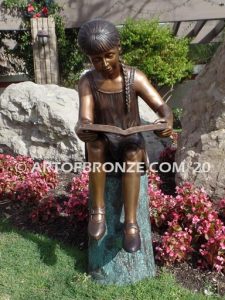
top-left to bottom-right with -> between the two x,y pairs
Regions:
76,19 -> 173,253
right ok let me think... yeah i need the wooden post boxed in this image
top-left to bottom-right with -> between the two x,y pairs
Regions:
31,17 -> 59,84
88,175 -> 156,285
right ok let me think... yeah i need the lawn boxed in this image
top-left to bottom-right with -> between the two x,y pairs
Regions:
0,219 -> 223,300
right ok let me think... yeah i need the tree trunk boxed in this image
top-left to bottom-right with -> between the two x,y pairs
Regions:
88,174 -> 156,285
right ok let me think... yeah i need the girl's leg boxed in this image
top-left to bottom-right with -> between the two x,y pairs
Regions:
86,138 -> 106,240
122,146 -> 143,253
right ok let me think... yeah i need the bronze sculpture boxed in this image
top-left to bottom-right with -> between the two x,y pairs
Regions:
75,19 -> 173,253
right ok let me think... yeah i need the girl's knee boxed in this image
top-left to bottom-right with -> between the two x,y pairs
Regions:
87,138 -> 106,156
123,147 -> 143,162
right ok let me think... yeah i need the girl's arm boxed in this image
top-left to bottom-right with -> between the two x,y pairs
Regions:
75,74 -> 98,142
134,69 -> 173,137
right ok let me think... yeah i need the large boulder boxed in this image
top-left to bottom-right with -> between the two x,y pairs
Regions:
176,42 -> 225,200
0,82 -> 84,162
0,82 -> 170,164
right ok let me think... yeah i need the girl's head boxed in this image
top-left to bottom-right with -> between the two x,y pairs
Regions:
78,19 -> 131,112
77,19 -> 120,55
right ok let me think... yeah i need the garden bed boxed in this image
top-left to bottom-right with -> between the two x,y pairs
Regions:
0,169 -> 225,297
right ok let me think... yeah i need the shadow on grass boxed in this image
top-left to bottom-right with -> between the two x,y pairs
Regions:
0,217 -> 87,273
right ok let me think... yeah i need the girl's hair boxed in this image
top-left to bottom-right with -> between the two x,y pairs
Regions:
78,19 -> 131,112
77,19 -> 120,55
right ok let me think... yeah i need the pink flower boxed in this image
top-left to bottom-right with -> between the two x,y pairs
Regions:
192,215 -> 200,224
27,4 -> 34,13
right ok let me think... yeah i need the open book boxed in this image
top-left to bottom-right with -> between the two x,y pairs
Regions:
78,123 -> 168,136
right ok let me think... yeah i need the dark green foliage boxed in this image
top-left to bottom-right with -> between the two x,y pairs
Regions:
55,16 -> 86,87
172,107 -> 183,129
188,43 -> 221,64
120,19 -> 193,87
2,0 -> 27,10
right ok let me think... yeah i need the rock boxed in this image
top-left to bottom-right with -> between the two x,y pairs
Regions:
88,175 -> 156,285
0,82 -> 170,164
0,82 -> 84,163
175,42 -> 225,200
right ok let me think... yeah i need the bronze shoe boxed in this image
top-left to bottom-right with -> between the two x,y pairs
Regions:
123,222 -> 141,253
88,207 -> 106,240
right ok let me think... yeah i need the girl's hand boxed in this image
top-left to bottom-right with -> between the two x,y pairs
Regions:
75,123 -> 98,142
77,130 -> 98,142
153,118 -> 173,138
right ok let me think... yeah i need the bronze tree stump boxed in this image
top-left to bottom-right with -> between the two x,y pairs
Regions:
88,174 -> 156,285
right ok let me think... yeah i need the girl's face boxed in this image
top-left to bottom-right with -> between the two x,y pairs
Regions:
88,46 -> 121,78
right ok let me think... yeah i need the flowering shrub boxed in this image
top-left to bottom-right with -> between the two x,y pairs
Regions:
149,176 -> 225,273
27,1 -> 48,18
200,231 -> 225,272
30,194 -> 61,223
0,154 -> 58,220
39,167 -> 224,273
25,0 -> 59,18
0,154 -> 34,200
62,170 -> 89,223
147,169 -> 162,189
3,0 -> 60,18
217,199 -> 225,221
155,230 -> 193,265
1,154 -> 225,273
148,170 -> 175,228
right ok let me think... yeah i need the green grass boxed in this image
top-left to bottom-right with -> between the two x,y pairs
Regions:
0,219 -> 223,300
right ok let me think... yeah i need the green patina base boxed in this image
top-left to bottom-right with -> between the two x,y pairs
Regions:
88,175 -> 156,285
